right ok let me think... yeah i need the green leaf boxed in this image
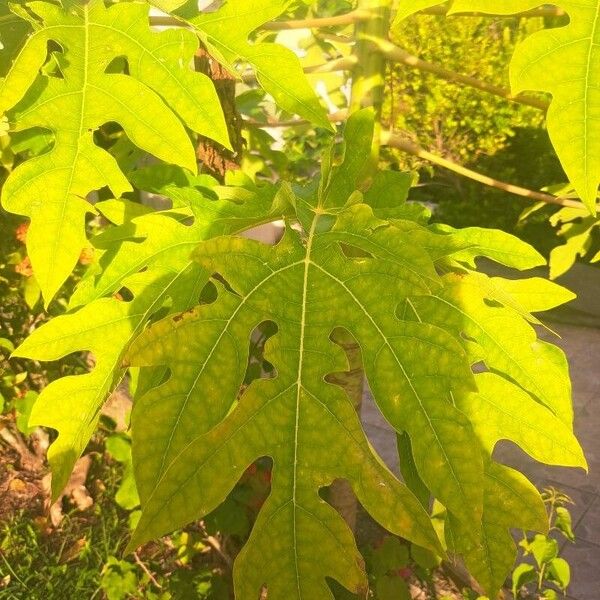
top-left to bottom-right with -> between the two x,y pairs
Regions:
393,0 -> 600,212
0,0 -> 228,303
15,389 -> 37,435
152,0 -> 333,130
369,537 -> 409,577
124,122 -> 494,595
511,562 -> 536,597
554,506 -> 575,541
126,201 -> 457,592
547,557 -> 570,590
100,557 -> 139,600
375,574 -> 410,600
528,534 -> 559,568
447,461 -> 548,598
409,272 -> 574,426
509,0 -> 600,213
485,277 -> 576,315
460,372 -> 586,469
14,272 -> 188,497
14,183 -> 284,498
106,434 -> 140,512
0,337 -> 15,353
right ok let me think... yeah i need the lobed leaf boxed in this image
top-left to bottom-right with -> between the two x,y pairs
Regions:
15,180 -> 285,498
0,0 -> 228,303
150,0 -> 333,130
447,460 -> 548,596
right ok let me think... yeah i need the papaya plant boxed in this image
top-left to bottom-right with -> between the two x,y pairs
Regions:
0,0 -> 595,598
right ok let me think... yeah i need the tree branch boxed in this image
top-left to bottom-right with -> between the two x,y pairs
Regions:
381,130 -> 583,209
149,11 -> 369,30
241,56 -> 356,84
244,112 -> 582,209
262,11 -> 370,30
367,37 -> 550,111
420,5 -> 567,18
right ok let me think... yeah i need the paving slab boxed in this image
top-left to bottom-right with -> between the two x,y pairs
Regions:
361,321 -> 600,599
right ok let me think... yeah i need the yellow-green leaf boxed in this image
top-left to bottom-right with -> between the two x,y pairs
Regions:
0,0 -> 228,303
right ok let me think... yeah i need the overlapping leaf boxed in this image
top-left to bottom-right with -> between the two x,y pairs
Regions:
0,0 -> 228,303
150,0 -> 333,130
409,270 -> 574,425
125,201 -> 476,597
117,111 -> 580,598
0,2 -> 30,77
446,460 -> 549,595
13,106 -> 586,598
400,261 -> 586,597
14,177 -> 285,497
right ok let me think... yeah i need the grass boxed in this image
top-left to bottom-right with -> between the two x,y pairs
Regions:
0,436 -> 232,600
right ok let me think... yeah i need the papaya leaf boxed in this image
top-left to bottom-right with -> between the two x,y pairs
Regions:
447,461 -> 548,597
409,271 -> 574,425
0,0 -> 228,303
14,181 -> 286,498
461,372 -> 586,468
150,0 -> 333,130
509,0 -> 600,213
125,195 -> 475,595
115,110 -> 584,597
548,206 -> 600,278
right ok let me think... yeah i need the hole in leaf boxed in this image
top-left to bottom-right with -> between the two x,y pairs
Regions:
483,298 -> 503,309
198,0 -> 226,13
105,55 -> 129,75
242,223 -> 284,245
471,360 -> 487,374
338,242 -> 373,260
198,280 -> 218,305
243,320 -> 278,387
319,479 -> 363,532
326,327 -> 364,392
211,273 -> 241,298
149,305 -> 170,324
459,330 -> 477,344
202,456 -> 272,541
178,214 -> 194,227
43,41 -> 66,79
115,286 -> 134,302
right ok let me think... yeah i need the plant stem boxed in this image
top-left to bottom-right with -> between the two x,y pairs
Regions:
349,0 -> 393,166
149,11 -> 369,30
420,5 -> 567,18
368,37 -> 549,111
263,11 -> 370,30
381,131 -> 586,209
